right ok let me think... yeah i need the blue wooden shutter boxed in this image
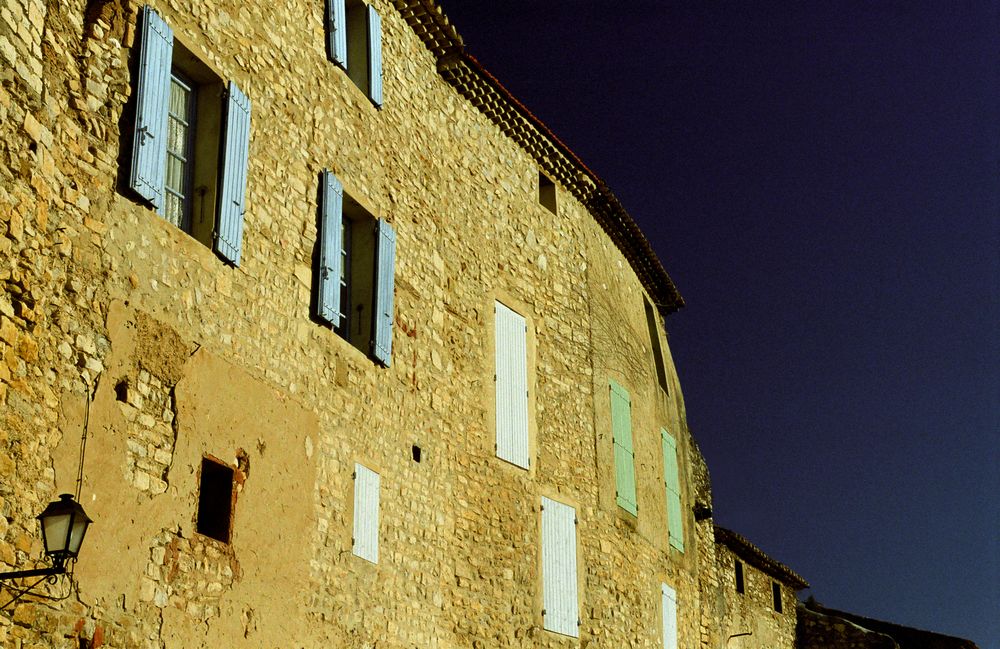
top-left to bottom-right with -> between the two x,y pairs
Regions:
352,463 -> 380,564
610,379 -> 637,515
215,81 -> 251,266
661,583 -> 678,649
371,218 -> 395,366
495,301 -> 529,469
129,6 -> 172,212
662,429 -> 684,552
326,0 -> 347,68
541,496 -> 579,638
317,170 -> 344,328
366,5 -> 383,107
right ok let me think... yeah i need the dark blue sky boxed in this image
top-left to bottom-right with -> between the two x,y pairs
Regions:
444,2 -> 999,646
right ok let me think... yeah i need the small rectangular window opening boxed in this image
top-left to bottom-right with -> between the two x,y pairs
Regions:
735,560 -> 745,594
411,445 -> 422,463
197,457 -> 234,543
772,582 -> 783,612
644,298 -> 669,394
538,173 -> 557,214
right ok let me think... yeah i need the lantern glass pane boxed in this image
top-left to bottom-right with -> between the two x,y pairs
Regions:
68,515 -> 89,555
41,512 -> 72,554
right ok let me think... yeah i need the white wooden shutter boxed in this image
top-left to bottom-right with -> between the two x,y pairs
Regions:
541,496 -> 578,638
326,0 -> 347,68
661,583 -> 678,649
352,463 -> 380,564
371,218 -> 396,367
495,301 -> 529,469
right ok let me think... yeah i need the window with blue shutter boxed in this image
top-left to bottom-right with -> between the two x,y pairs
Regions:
334,1 -> 384,106
366,5 -> 383,107
313,178 -> 394,367
662,429 -> 684,552
326,0 -> 348,68
541,496 -> 579,638
610,379 -> 637,515
317,170 -> 344,328
215,81 -> 251,266
126,6 -> 253,264
129,6 -> 172,211
495,301 -> 529,469
371,218 -> 395,366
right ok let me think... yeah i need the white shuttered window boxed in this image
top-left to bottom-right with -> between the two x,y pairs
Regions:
661,583 -> 678,649
541,496 -> 579,638
352,463 -> 380,564
495,301 -> 529,469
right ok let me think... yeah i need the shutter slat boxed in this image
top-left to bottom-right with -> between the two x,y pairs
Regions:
326,0 -> 347,68
610,380 -> 637,515
352,463 -> 380,563
215,81 -> 251,266
662,583 -> 678,649
542,496 -> 579,638
317,170 -> 344,328
367,5 -> 383,107
662,429 -> 684,552
371,219 -> 395,366
495,302 -> 529,469
129,6 -> 173,211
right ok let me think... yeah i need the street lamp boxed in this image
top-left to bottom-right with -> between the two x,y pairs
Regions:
0,493 -> 92,582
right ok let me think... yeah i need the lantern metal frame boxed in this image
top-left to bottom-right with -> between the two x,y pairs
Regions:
0,494 -> 92,585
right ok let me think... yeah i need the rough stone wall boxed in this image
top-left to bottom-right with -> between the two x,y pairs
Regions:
711,545 -> 798,649
796,604 -> 899,649
1,1 -> 706,648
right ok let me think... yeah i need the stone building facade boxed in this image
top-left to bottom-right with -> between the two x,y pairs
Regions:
0,1 -> 981,648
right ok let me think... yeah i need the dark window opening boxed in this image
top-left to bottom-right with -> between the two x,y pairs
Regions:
772,582 -> 783,612
197,457 -> 234,543
411,445 -> 422,463
114,380 -> 129,403
735,561 -> 745,594
538,172 -> 557,214
644,298 -> 669,394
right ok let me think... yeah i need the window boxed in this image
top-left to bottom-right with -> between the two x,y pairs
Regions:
661,583 -> 678,649
541,496 -> 578,638
352,463 -> 380,563
196,457 -> 234,543
772,582 -> 783,613
495,301 -> 529,469
128,5 -> 251,266
315,170 -> 396,366
644,298 -> 669,394
661,429 -> 684,552
735,560 -> 745,594
326,0 -> 383,106
610,379 -> 637,515
538,172 -> 556,214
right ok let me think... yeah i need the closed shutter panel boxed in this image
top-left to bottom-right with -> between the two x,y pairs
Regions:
662,429 -> 684,552
366,5 -> 383,107
215,81 -> 251,266
316,170 -> 344,328
541,496 -> 578,638
129,6 -> 173,211
326,0 -> 347,68
352,463 -> 380,563
610,380 -> 637,515
495,301 -> 529,469
661,583 -> 678,649
371,218 -> 395,366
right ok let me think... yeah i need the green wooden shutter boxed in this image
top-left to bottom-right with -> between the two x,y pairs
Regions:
662,429 -> 684,552
610,379 -> 637,515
